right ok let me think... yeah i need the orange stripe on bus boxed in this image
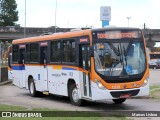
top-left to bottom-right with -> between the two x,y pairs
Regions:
12,30 -> 91,44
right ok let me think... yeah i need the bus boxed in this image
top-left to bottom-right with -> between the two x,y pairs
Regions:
148,51 -> 160,69
12,27 -> 149,106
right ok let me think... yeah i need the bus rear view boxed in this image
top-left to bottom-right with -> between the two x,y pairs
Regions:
90,28 -> 149,103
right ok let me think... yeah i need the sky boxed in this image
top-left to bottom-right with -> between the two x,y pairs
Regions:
15,0 -> 160,29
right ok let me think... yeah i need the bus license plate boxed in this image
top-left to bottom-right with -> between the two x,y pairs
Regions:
120,94 -> 130,98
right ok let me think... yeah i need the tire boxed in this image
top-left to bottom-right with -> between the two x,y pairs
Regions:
69,84 -> 83,106
112,98 -> 126,104
29,79 -> 39,97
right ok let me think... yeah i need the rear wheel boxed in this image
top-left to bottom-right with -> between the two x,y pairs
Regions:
69,84 -> 83,106
29,79 -> 39,97
112,98 -> 126,104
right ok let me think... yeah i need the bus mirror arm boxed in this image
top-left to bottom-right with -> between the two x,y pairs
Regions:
89,46 -> 94,57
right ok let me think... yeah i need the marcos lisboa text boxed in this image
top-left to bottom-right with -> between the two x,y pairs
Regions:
132,112 -> 158,117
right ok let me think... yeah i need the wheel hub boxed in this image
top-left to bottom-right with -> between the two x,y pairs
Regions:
72,88 -> 79,102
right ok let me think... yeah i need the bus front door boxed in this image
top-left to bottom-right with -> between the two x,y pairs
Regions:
19,48 -> 25,88
80,44 -> 92,98
40,46 -> 48,91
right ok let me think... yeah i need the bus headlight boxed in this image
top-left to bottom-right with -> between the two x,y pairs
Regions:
95,80 -> 106,90
142,76 -> 149,87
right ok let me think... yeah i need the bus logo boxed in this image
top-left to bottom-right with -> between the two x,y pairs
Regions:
2,112 -> 12,117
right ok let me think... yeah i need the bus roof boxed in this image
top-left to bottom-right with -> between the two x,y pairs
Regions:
12,27 -> 141,44
12,29 -> 91,44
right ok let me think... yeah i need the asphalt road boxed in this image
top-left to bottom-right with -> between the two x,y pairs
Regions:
149,69 -> 160,85
0,83 -> 160,111
0,69 -> 160,116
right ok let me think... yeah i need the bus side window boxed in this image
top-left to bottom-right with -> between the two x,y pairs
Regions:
19,49 -> 25,64
30,43 -> 39,63
25,44 -> 30,63
63,40 -> 76,63
12,45 -> 19,63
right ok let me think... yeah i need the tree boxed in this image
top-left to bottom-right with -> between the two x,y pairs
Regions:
0,0 -> 18,26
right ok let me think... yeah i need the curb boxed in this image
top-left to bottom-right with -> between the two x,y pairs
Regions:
0,80 -> 12,86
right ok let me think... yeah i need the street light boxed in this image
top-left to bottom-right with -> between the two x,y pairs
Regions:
54,0 -> 57,33
127,17 -> 131,27
24,0 -> 26,38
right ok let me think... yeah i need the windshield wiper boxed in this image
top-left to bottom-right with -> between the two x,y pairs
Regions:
108,43 -> 120,56
123,45 -> 128,67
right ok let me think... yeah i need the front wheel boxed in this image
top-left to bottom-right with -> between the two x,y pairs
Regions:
112,98 -> 126,104
69,84 -> 83,106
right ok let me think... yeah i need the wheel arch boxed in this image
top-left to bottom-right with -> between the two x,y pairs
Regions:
67,78 -> 76,96
28,75 -> 33,89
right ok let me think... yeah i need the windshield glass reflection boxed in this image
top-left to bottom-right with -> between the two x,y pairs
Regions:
94,42 -> 146,76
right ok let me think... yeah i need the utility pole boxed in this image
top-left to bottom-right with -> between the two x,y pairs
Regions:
144,23 -> 146,29
54,0 -> 57,33
24,0 -> 26,38
127,17 -> 131,27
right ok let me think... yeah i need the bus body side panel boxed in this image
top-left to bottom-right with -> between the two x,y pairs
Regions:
47,66 -> 82,97
12,65 -> 25,88
25,65 -> 43,92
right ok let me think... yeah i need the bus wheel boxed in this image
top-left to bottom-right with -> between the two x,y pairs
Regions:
112,98 -> 126,104
29,79 -> 38,97
69,84 -> 82,106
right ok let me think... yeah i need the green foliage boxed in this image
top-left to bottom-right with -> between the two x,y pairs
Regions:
0,104 -> 130,120
0,0 -> 18,26
150,85 -> 160,99
0,104 -> 27,111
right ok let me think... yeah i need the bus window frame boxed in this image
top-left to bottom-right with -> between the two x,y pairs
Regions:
29,42 -> 39,64
50,39 -> 62,64
12,44 -> 19,64
62,38 -> 77,65
25,43 -> 30,63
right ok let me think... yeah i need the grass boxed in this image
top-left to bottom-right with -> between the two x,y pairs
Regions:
0,104 -> 130,120
150,84 -> 160,99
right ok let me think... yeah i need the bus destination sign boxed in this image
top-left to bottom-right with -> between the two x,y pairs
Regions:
96,31 -> 141,39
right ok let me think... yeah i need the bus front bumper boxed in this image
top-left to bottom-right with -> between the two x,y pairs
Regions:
91,81 -> 149,101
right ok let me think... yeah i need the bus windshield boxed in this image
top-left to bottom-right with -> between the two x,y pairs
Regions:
94,41 -> 146,76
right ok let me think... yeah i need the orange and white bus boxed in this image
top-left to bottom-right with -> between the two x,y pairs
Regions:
12,27 -> 149,106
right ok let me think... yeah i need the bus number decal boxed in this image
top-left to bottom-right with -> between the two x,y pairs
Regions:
80,38 -> 88,43
19,44 -> 25,48
40,42 -> 48,46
